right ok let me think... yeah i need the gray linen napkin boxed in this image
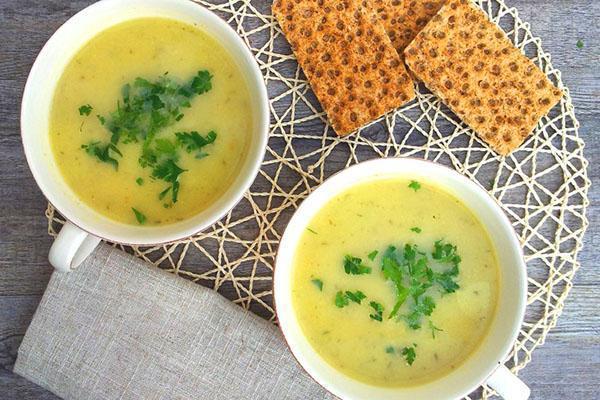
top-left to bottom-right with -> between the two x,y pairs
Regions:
13,243 -> 333,400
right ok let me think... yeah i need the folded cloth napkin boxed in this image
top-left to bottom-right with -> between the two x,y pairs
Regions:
14,243 -> 333,400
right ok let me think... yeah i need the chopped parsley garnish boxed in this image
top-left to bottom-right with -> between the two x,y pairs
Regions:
343,255 -> 372,275
335,291 -> 349,308
401,344 -> 417,365
408,180 -> 421,191
432,240 -> 461,265
410,227 -> 422,233
306,227 -> 318,234
345,290 -> 366,304
404,296 -> 436,329
311,278 -> 323,291
78,104 -> 93,116
576,39 -> 584,48
81,141 -> 122,170
335,290 -> 366,307
153,158 -> 186,203
380,241 -> 460,329
369,301 -> 384,322
136,177 -> 144,186
132,208 -> 146,224
431,240 -> 461,293
176,130 -> 217,158
318,239 -> 462,360
78,70 -> 216,208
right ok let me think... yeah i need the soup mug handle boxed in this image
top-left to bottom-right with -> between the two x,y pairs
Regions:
48,221 -> 101,273
486,364 -> 531,400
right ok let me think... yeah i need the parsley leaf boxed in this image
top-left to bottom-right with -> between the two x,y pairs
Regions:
343,255 -> 372,275
335,291 -> 349,308
381,246 -> 410,319
432,240 -> 461,265
136,177 -> 144,186
576,39 -> 584,48
403,296 -> 435,329
410,227 -> 422,233
81,141 -> 121,170
335,290 -> 366,307
78,104 -> 93,116
408,180 -> 421,191
132,208 -> 146,224
80,70 -> 216,208
189,70 -> 213,94
152,159 -> 186,203
369,301 -> 384,322
385,346 -> 395,354
311,278 -> 323,291
431,240 -> 461,293
345,290 -> 366,304
175,130 -> 217,157
401,345 -> 417,366
367,250 -> 378,261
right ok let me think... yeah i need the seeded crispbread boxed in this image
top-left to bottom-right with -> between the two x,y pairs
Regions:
373,0 -> 446,55
272,0 -> 415,136
404,0 -> 563,155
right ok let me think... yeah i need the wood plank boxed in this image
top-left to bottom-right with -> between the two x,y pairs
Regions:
0,0 -> 598,398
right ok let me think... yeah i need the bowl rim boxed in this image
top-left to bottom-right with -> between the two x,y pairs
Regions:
20,0 -> 270,245
273,157 -> 527,400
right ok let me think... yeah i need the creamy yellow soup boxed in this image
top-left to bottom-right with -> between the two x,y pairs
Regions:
50,18 -> 252,225
292,178 -> 499,387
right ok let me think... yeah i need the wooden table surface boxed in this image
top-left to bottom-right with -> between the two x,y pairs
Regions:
0,0 -> 598,399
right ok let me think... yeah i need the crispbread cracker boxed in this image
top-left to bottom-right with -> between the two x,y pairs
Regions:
404,0 -> 563,155
272,0 -> 415,136
373,0 -> 446,55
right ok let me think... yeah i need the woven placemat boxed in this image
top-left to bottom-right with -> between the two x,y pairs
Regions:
46,0 -> 590,398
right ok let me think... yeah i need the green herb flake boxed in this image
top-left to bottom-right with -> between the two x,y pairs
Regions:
136,177 -> 144,186
335,290 -> 366,308
335,291 -> 349,308
306,227 -> 318,234
132,208 -> 147,225
367,250 -> 378,261
152,159 -> 186,204
78,104 -> 93,116
401,345 -> 417,366
404,296 -> 436,330
81,141 -> 122,170
369,301 -> 384,322
80,70 -> 215,206
431,240 -> 461,293
408,180 -> 421,192
343,255 -> 372,275
385,346 -> 395,354
311,278 -> 323,291
410,227 -> 422,233
576,39 -> 584,48
345,290 -> 366,304
176,130 -> 217,158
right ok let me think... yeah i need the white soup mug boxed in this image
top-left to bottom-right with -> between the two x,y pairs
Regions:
21,0 -> 269,272
274,158 -> 530,400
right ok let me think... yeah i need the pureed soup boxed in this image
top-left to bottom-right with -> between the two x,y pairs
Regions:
291,178 -> 500,387
50,18 -> 252,225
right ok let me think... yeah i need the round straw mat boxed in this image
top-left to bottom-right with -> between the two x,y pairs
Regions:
46,0 -> 590,398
